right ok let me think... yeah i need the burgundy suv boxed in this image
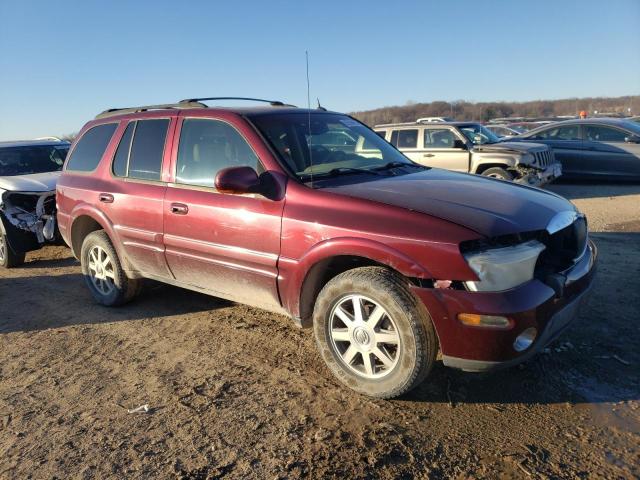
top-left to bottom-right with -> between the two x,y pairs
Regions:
57,98 -> 596,398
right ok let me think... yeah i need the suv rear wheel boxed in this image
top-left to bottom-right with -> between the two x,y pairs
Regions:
80,230 -> 141,306
313,267 -> 437,398
0,229 -> 25,268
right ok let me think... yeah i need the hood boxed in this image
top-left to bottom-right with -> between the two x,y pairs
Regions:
474,141 -> 547,155
323,169 -> 574,237
0,171 -> 61,193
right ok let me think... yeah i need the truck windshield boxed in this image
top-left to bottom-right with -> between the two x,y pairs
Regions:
248,112 -> 419,181
0,145 -> 69,176
459,124 -> 502,145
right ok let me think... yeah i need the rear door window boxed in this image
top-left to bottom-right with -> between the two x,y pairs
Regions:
66,123 -> 118,172
127,119 -> 170,181
390,129 -> 418,149
112,122 -> 135,177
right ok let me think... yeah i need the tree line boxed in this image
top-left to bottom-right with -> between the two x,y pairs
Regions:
350,95 -> 639,126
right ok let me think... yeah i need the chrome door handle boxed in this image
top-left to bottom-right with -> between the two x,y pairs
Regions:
170,203 -> 189,215
423,153 -> 435,157
99,193 -> 114,203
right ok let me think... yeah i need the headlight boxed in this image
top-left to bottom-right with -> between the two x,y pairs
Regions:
520,153 -> 535,165
463,240 -> 545,292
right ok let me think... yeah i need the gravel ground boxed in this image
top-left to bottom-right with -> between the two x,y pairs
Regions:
0,183 -> 639,479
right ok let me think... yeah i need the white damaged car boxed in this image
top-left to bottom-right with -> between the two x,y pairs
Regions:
0,139 -> 70,267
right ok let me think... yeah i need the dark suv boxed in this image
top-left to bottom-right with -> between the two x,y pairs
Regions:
57,98 -> 596,398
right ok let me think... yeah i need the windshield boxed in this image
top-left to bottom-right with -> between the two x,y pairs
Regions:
249,112 -> 418,181
0,145 -> 69,176
458,124 -> 502,145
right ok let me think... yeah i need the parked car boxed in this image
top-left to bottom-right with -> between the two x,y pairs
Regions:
415,116 -> 454,123
57,98 -> 596,398
510,118 -> 640,181
485,124 -> 521,138
0,139 -> 70,267
374,120 -> 561,185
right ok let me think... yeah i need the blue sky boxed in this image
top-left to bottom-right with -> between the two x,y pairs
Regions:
1,0 -> 639,140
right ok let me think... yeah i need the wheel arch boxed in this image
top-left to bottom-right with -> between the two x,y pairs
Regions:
287,237 -> 433,328
68,206 -> 130,269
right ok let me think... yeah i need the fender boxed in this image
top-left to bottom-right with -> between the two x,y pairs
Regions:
278,236 -> 433,320
68,203 -> 131,268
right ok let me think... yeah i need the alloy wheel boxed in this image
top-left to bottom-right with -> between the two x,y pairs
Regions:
0,233 -> 6,263
329,294 -> 401,379
88,245 -> 116,296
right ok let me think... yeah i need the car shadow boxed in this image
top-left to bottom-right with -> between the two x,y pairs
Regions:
0,272 -> 232,334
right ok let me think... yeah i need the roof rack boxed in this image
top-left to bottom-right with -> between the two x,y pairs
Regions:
178,97 -> 296,107
95,97 -> 296,119
95,101 -> 207,119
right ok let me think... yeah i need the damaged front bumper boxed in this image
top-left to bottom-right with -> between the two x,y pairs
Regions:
515,162 -> 562,187
412,239 -> 596,372
0,190 -> 58,253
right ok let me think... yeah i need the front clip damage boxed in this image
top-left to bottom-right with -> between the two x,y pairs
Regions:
0,190 -> 57,243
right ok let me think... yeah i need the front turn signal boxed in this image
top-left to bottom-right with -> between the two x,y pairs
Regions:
457,313 -> 512,329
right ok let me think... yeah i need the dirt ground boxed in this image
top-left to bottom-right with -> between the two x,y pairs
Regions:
1,183 -> 639,479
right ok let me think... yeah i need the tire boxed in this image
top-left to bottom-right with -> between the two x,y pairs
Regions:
313,267 -> 437,398
481,167 -> 514,181
0,229 -> 25,268
80,230 -> 141,306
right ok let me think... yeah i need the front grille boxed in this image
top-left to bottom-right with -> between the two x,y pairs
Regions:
533,149 -> 554,167
537,217 -> 588,273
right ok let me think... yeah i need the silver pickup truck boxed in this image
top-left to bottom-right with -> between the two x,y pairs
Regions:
371,120 -> 561,186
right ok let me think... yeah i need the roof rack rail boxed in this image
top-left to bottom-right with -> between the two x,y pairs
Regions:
179,97 -> 296,107
95,101 -> 207,119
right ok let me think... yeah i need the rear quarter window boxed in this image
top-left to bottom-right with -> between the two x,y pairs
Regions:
66,123 -> 118,172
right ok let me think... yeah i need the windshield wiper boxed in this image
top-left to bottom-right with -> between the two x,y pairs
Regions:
300,167 -> 383,181
373,161 -> 425,171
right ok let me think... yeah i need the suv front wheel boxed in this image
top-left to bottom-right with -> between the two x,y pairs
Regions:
313,267 -> 437,398
80,230 -> 141,306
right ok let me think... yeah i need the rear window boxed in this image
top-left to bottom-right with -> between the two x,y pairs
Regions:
66,123 -> 117,172
0,145 -> 69,176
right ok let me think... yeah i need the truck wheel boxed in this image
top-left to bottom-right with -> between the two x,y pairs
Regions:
313,267 -> 437,398
482,167 -> 514,181
80,230 -> 141,306
0,229 -> 25,268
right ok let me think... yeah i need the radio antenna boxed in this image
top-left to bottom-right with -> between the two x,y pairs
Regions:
306,50 -> 313,186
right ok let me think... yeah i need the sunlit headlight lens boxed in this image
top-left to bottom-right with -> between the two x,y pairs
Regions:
463,240 -> 545,292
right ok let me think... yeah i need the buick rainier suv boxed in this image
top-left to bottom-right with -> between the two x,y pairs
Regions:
57,98 -> 596,398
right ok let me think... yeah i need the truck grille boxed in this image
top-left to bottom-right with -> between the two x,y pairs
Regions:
533,149 -> 554,167
538,217 -> 588,272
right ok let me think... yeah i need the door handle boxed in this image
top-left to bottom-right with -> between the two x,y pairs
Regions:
170,203 -> 189,215
99,193 -> 114,203
423,153 -> 435,157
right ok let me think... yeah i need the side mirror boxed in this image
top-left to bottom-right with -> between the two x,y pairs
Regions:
625,135 -> 640,144
215,166 -> 260,194
453,139 -> 467,149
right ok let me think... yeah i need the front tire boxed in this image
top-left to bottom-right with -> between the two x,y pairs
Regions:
0,229 -> 25,268
80,230 -> 141,306
313,267 -> 437,398
481,166 -> 514,181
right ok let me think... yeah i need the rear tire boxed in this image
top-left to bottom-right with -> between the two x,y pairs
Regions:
481,167 -> 514,181
313,267 -> 437,398
80,230 -> 141,306
0,229 -> 25,268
